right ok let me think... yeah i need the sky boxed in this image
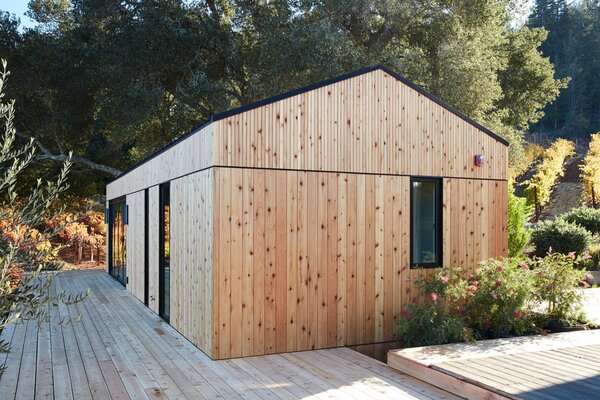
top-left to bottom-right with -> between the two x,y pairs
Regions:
1,0 -> 37,29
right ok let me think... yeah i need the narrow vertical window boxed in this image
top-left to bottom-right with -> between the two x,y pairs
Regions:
411,178 -> 442,268
159,182 -> 171,322
144,188 -> 149,306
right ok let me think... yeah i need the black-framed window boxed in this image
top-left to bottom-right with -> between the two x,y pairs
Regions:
108,198 -> 127,285
411,178 -> 442,268
159,182 -> 171,322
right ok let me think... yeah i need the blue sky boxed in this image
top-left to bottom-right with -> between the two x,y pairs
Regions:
1,0 -> 37,29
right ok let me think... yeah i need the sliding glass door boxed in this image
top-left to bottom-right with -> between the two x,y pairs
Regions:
159,183 -> 171,322
108,199 -> 127,285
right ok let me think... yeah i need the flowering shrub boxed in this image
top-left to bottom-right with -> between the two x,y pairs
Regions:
396,269 -> 474,347
395,253 -> 590,347
467,259 -> 536,338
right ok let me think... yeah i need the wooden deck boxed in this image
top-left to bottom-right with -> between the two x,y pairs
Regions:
0,270 -> 457,400
388,330 -> 600,400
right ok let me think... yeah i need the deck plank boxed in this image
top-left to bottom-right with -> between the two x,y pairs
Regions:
389,328 -> 600,400
0,270 -> 456,400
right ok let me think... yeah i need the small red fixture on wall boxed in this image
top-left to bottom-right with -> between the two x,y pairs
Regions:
474,154 -> 486,166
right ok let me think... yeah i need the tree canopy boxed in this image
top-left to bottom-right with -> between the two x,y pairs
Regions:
529,0 -> 600,136
0,0 -> 567,197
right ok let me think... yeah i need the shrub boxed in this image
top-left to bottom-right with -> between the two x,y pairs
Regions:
532,252 -> 588,323
530,219 -> 591,258
560,206 -> 600,234
581,133 -> 600,207
467,259 -> 537,338
395,269 -> 473,347
396,305 -> 470,347
508,184 -> 532,257
395,254 -> 590,347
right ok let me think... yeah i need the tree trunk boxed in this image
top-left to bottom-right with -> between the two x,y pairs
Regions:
77,241 -> 83,263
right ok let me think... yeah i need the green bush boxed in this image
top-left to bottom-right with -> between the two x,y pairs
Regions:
530,219 -> 591,258
508,184 -> 532,257
396,305 -> 470,347
532,252 -> 588,322
561,206 -> 600,234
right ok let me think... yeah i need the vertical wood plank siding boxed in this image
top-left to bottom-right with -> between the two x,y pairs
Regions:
212,69 -> 507,180
212,168 -> 508,358
170,169 -> 214,355
106,67 -> 509,360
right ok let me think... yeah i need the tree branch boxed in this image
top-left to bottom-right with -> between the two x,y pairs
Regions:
16,132 -> 122,177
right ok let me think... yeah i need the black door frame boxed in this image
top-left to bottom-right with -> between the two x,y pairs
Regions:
108,197 -> 127,286
159,182 -> 170,322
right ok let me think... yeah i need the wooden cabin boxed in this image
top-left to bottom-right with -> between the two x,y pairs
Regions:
105,65 -> 509,360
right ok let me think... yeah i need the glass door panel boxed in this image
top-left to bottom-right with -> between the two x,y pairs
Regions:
159,183 -> 170,322
109,199 -> 127,285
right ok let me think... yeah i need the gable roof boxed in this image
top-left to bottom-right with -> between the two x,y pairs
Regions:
109,65 -> 508,184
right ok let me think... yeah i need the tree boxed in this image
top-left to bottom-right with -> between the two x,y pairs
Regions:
0,61 -> 87,359
525,138 -> 575,219
0,1 -> 568,198
529,0 -> 600,136
508,183 -> 533,257
581,133 -> 600,207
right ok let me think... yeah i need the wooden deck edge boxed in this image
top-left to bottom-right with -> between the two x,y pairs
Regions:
387,351 -> 513,400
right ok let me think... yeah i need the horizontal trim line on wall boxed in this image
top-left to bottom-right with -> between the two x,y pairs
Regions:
108,165 -> 508,200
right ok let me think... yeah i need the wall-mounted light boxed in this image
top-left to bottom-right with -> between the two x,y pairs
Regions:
474,154 -> 486,166
123,205 -> 129,225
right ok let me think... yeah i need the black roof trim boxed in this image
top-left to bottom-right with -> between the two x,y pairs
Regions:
109,64 -> 507,184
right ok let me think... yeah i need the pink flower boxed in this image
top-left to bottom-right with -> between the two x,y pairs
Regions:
471,280 -> 479,287
586,274 -> 594,280
519,261 -> 529,270
497,265 -> 504,272
536,270 -> 543,276
582,254 -> 592,261
514,311 -> 524,319
442,275 -> 450,283
428,293 -> 439,302
495,279 -> 503,287
468,274 -> 475,281
568,252 -> 576,259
